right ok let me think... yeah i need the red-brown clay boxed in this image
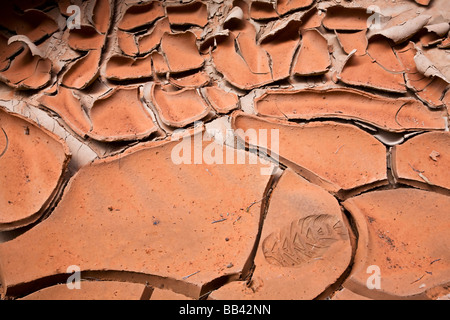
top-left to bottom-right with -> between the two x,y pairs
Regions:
336,30 -> 368,56
105,54 -> 152,81
11,9 -> 58,43
414,0 -> 432,6
62,50 -> 101,90
66,25 -> 106,51
88,86 -> 160,142
0,45 -> 52,90
292,29 -> 330,76
151,51 -> 169,76
250,1 -> 278,20
149,84 -> 210,128
392,131 -> 450,193
212,34 -> 272,90
0,134 -> 272,299
38,86 -> 92,138
209,169 -> 353,299
92,0 -> 112,34
367,36 -> 404,73
276,0 -> 314,16
0,107 -> 70,231
21,281 -> 149,300
169,72 -> 211,89
231,111 -> 388,198
0,0 -> 449,302
118,1 -> 165,31
254,88 -> 447,132
338,53 -> 407,93
166,1 -> 208,27
322,6 -> 371,31
137,18 -> 171,56
203,86 -> 239,114
117,30 -> 139,57
342,189 -> 450,299
151,288 -> 193,300
161,32 -> 204,73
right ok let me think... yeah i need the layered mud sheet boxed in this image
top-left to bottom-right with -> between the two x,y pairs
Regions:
0,0 -> 449,300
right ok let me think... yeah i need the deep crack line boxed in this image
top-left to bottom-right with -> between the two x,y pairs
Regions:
0,127 -> 9,159
241,167 -> 284,280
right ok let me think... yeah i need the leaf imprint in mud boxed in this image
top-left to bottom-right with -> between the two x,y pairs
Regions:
262,214 -> 348,268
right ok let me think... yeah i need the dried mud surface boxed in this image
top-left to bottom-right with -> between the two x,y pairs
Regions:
0,0 -> 449,300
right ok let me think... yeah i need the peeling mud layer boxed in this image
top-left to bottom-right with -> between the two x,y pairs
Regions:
0,0 -> 449,301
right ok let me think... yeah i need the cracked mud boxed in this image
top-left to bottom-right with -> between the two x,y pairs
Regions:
0,0 -> 449,300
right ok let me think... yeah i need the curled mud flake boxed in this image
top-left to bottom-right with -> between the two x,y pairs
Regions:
211,34 -> 272,90
438,33 -> 450,49
370,15 -> 431,44
275,0 -> 315,16
342,189 -> 450,299
300,6 -> 324,30
169,71 -> 211,89
429,150 -> 440,162
166,1 -> 208,27
21,281 -> 149,300
257,12 -> 306,81
0,46 -> 52,90
161,32 -> 204,74
262,214 -> 348,268
88,86 -> 160,142
92,0 -> 112,34
38,87 -> 92,138
322,6 -> 371,31
415,77 -> 449,109
414,0 -> 432,6
62,49 -> 101,90
137,17 -> 171,56
0,126 -> 8,159
335,30 -> 368,56
393,131 -> 450,192
0,135 -> 271,298
367,36 -> 404,73
0,34 -> 24,72
257,11 -> 304,43
117,30 -> 139,57
66,25 -> 106,51
202,86 -> 239,114
292,29 -> 330,76
7,35 -> 43,58
224,6 -> 245,28
15,0 -> 47,11
104,54 -> 152,82
254,88 -> 447,132
151,51 -> 169,76
13,9 -> 59,43
250,0 -> 278,21
209,169 -> 353,300
338,53 -> 407,93
118,1 -> 165,31
150,84 -> 210,128
231,111 -> 388,197
0,107 -> 70,232
420,23 -> 450,47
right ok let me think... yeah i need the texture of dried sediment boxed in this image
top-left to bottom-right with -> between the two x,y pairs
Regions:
0,133 -> 273,298
342,189 -> 450,299
0,108 -> 70,232
0,0 -> 449,301
231,111 -> 388,198
209,169 -> 354,300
